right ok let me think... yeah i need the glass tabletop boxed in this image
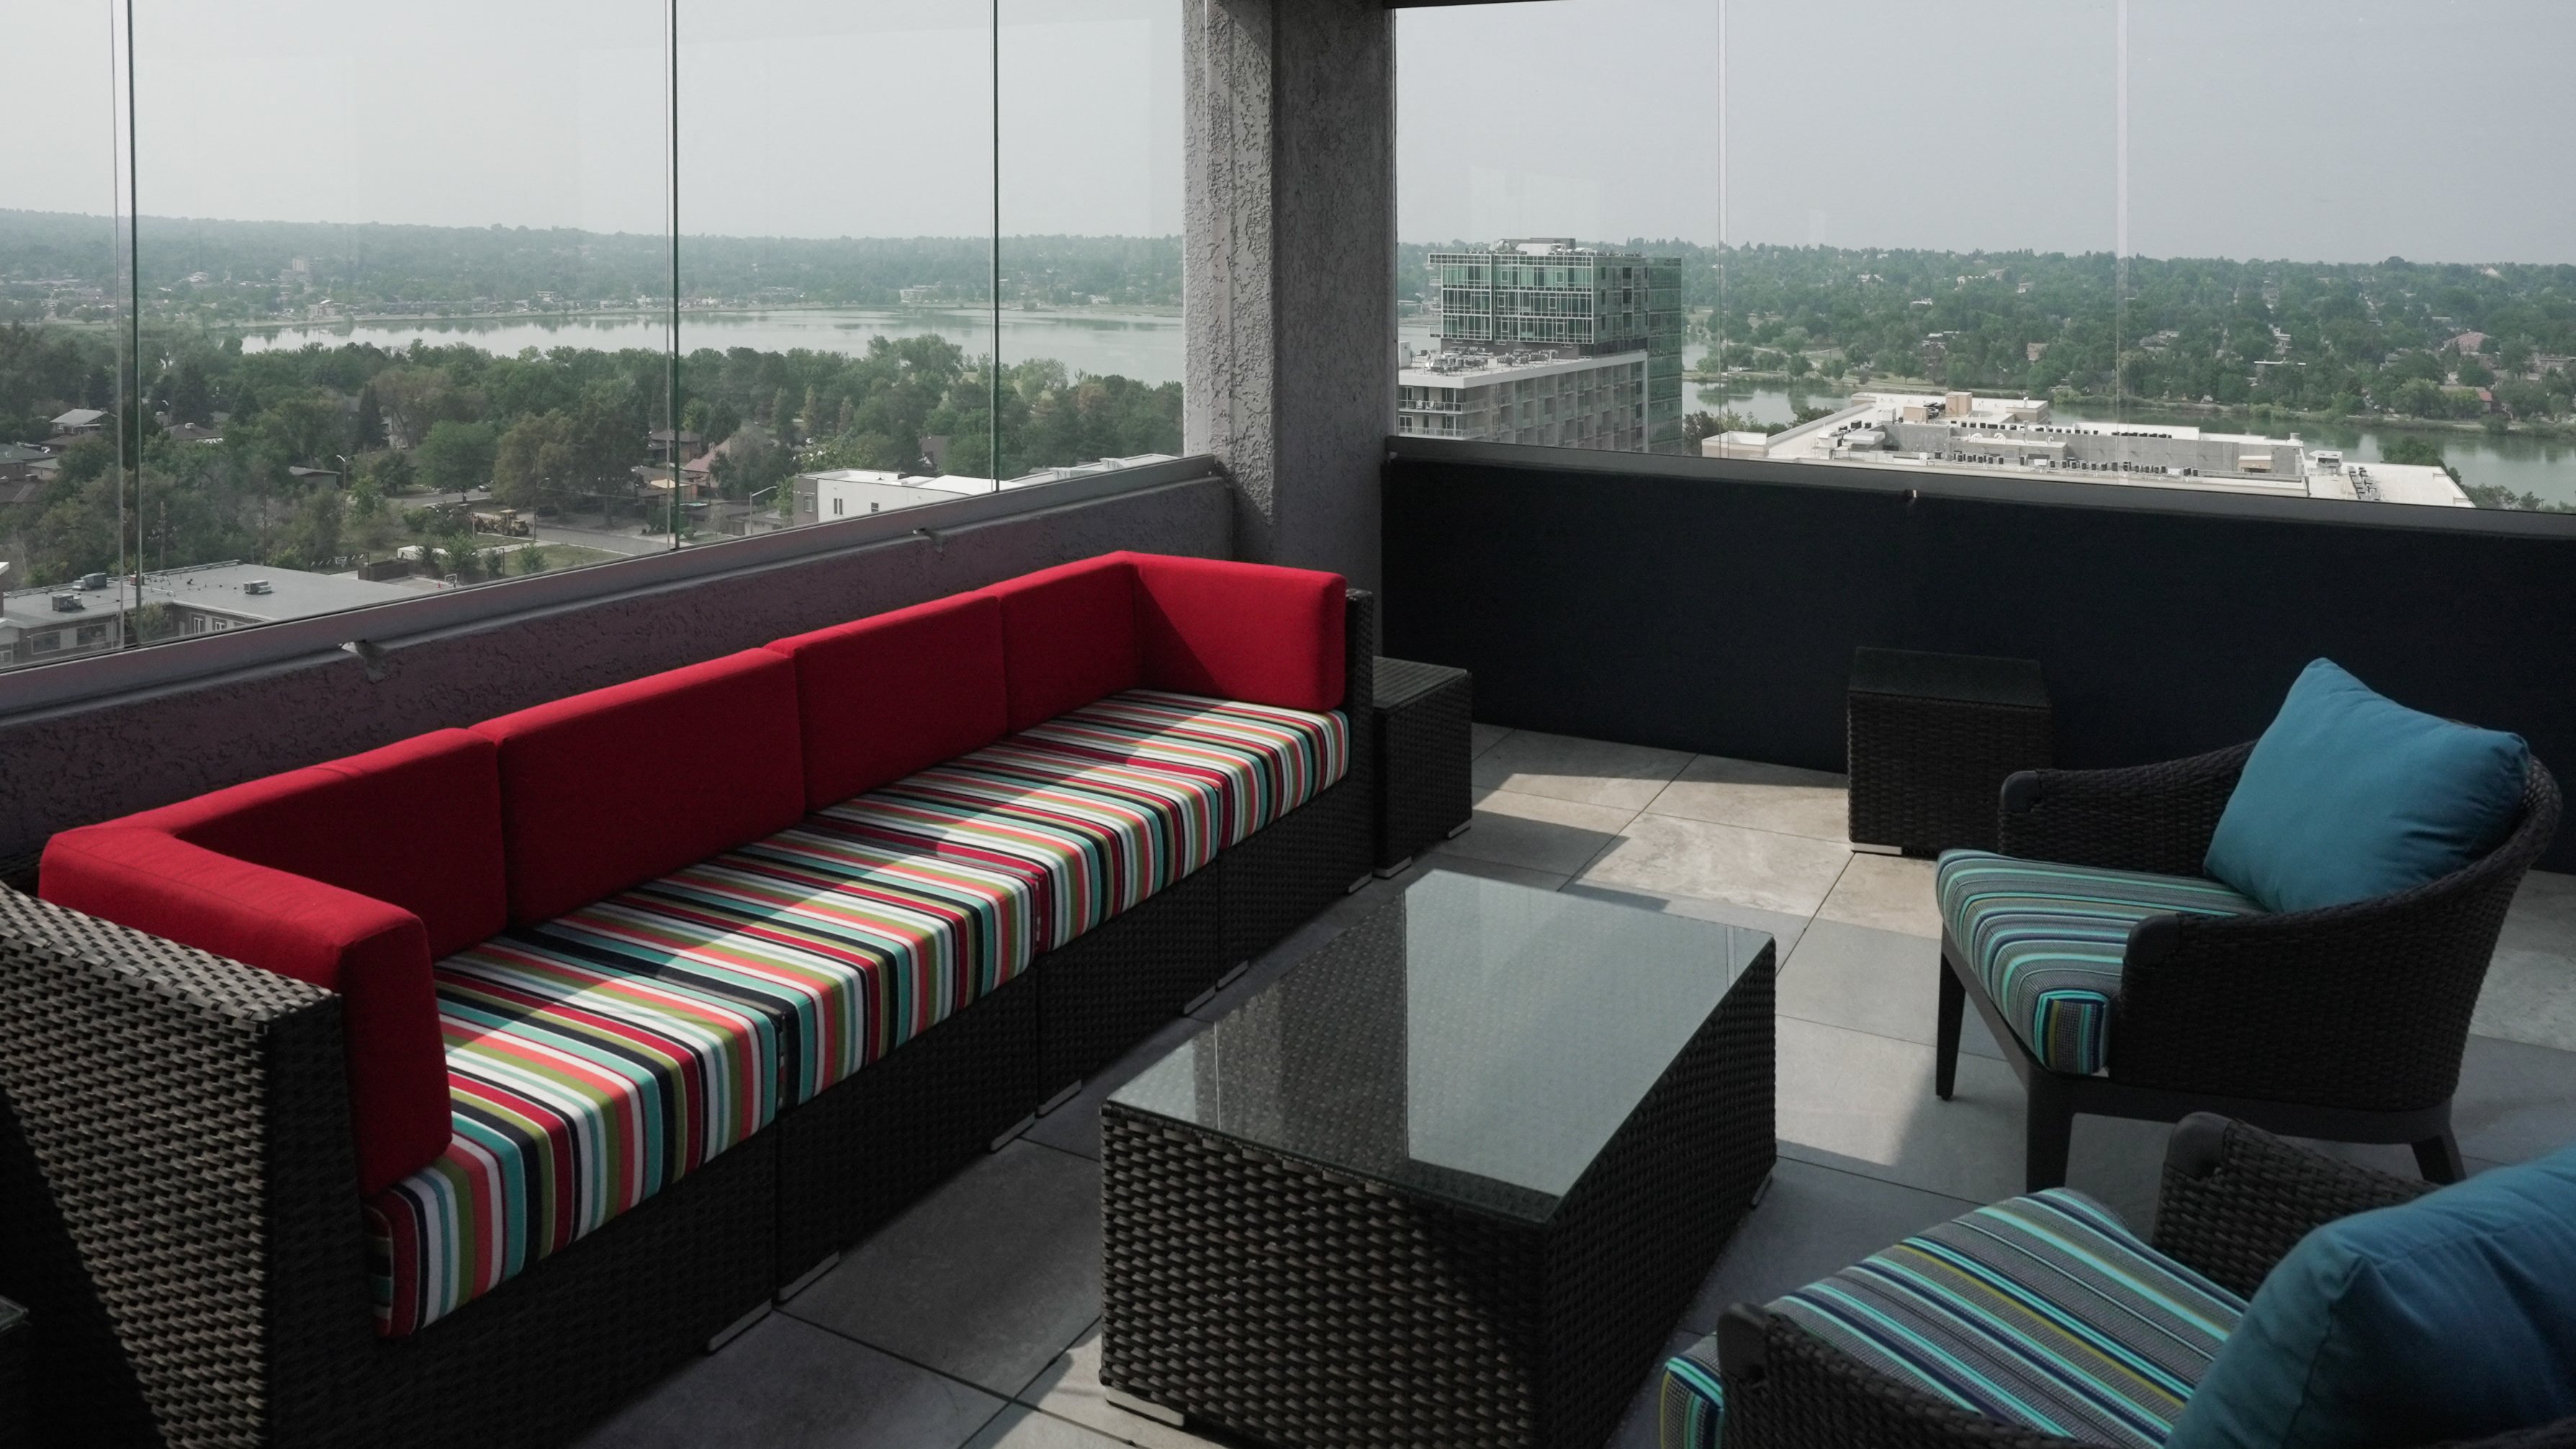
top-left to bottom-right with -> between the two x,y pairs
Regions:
1109,870 -> 1771,1224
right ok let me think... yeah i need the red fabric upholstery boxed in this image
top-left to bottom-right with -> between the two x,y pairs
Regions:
985,555 -> 1143,733
767,593 -> 1009,811
120,729 -> 508,960
38,825 -> 451,1196
1130,553 -> 1347,712
472,650 -> 807,924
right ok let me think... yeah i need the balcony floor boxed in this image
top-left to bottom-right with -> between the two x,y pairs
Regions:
576,724 -> 2576,1449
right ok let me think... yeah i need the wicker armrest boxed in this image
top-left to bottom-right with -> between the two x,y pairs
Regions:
2150,1114 -> 2428,1297
2115,761 -> 2557,1112
1342,588 -> 1377,787
1713,1305 -> 2086,1449
1996,742 -> 2253,877
0,884 -> 371,1444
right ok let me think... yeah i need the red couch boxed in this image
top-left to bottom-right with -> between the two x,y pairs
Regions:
1,552 -> 1375,1447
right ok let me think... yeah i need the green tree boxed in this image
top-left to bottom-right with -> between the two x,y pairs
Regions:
416,419 -> 500,501
490,411 -> 578,512
353,384 -> 387,452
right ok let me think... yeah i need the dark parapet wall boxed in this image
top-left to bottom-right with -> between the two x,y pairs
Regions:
1382,441 -> 2576,871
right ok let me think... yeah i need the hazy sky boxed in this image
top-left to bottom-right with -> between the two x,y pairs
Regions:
7,0 -> 2570,265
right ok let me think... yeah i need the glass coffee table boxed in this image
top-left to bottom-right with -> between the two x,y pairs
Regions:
1100,869 -> 1775,1449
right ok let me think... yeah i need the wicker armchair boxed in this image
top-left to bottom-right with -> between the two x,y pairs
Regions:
1703,1116 -> 2576,1449
1935,743 -> 2559,1191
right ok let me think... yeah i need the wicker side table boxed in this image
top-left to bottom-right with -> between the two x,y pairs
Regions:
1371,657 -> 1474,876
1847,647 -> 2050,856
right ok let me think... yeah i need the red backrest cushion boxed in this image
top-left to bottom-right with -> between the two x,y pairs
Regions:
986,555 -> 1143,732
1130,553 -> 1348,712
766,593 -> 1008,811
39,825 -> 451,1197
123,729 -> 508,960
472,650 -> 807,924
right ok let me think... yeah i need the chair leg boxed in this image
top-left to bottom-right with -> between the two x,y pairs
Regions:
2025,1073 -> 2074,1193
2413,1131 -> 2467,1185
1935,952 -> 1965,1102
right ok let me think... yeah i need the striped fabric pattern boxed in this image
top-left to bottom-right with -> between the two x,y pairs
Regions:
1020,689 -> 1350,848
1767,1190 -> 2245,1448
365,938 -> 781,1338
1937,851 -> 2264,1075
822,691 -> 1348,951
368,689 -> 1348,1337
1659,1337 -> 1727,1449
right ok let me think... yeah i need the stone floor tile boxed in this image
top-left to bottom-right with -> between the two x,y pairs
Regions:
1397,851 -> 1570,894
1647,755 -> 1850,844
1773,1015 -> 2171,1214
573,1314 -> 1003,1449
965,1405 -> 1143,1449
1471,729 -> 1695,812
1027,1015 -> 1210,1161
784,1141 -> 1102,1398
1017,1327 -> 1262,1449
1469,721 -> 1513,759
1556,880 -> 1814,960
1814,852 -> 1942,938
1677,1158 -> 1976,1336
2474,869 -> 2576,1049
2451,1032 -> 2576,1165
1576,812 -> 1851,919
1777,919 -> 2002,1060
1437,787 -> 1636,876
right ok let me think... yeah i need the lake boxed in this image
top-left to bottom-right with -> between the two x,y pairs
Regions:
243,307 -> 1189,385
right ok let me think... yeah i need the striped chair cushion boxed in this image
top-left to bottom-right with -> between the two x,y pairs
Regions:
823,691 -> 1348,951
1660,1190 -> 2246,1449
1936,852 -> 2263,1076
367,690 -> 1347,1337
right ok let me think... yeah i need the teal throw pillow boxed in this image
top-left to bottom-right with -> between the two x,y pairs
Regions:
2202,659 -> 2526,913
2164,1144 -> 2576,1449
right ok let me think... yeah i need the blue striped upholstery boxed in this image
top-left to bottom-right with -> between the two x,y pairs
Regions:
1659,1190 -> 2246,1449
1937,852 -> 2264,1075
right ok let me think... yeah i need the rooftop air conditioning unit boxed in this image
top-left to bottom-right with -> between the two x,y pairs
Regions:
243,579 -> 274,596
51,593 -> 84,613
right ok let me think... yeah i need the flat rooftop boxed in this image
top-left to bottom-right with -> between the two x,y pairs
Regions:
1400,348 -> 1647,388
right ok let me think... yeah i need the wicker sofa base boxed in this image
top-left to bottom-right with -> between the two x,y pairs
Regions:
0,590 -> 1382,1448
775,969 -> 1044,1286
1097,938 -> 1776,1449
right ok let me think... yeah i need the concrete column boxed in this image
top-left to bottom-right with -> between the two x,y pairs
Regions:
1183,0 -> 1395,591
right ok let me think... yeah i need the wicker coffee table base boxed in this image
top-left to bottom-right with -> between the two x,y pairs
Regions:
1099,946 -> 1775,1449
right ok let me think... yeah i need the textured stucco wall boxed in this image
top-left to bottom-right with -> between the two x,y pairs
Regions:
1184,0 -> 1394,591
0,477 -> 1231,863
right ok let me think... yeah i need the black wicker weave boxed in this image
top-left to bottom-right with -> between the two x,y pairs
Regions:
1369,656 -> 1474,874
0,590 -> 1387,1447
1714,1115 -> 2576,1449
1938,745 -> 2560,1191
1037,861 -> 1225,1097
775,968 -> 1041,1288
1847,648 -> 2051,857
1099,881 -> 1776,1449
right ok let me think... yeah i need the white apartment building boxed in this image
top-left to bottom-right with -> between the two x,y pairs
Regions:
1396,347 -> 1651,452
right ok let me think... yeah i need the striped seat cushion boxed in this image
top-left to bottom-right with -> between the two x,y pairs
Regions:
1937,851 -> 2264,1075
821,691 -> 1348,951
1660,1190 -> 2246,1449
366,690 -> 1346,1337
